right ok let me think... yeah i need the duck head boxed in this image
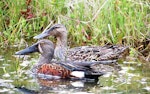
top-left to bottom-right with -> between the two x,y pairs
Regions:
15,39 -> 55,64
34,24 -> 67,39
34,24 -> 68,60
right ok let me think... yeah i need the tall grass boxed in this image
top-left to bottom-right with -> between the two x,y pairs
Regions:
0,0 -> 149,47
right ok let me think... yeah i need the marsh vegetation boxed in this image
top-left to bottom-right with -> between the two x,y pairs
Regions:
0,0 -> 149,93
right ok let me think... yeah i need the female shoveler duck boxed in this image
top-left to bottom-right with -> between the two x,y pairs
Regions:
34,24 -> 129,61
15,39 -> 118,80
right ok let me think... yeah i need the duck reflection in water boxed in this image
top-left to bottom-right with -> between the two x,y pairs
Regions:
16,78 -> 102,94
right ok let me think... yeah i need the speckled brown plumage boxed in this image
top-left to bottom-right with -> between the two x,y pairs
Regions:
34,24 -> 129,61
68,45 -> 129,61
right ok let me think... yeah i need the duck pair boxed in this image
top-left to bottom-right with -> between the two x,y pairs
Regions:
15,24 -> 129,80
34,24 -> 129,61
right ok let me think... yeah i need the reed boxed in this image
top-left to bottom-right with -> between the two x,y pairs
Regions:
0,0 -> 149,48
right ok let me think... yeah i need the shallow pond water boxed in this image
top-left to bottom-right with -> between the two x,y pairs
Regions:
0,46 -> 150,94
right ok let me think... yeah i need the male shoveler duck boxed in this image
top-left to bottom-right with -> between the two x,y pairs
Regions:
15,39 -> 118,80
34,24 -> 129,61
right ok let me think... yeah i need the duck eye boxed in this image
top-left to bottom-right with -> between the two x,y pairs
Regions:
47,26 -> 58,31
53,26 -> 60,29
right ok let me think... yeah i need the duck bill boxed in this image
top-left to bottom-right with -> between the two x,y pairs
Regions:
34,27 -> 53,39
33,32 -> 49,39
15,44 -> 38,55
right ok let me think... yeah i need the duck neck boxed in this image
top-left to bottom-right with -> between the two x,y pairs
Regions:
54,34 -> 67,61
32,55 -> 52,72
38,53 -> 53,65
56,35 -> 67,48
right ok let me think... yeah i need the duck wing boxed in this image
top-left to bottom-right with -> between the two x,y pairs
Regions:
67,45 -> 129,61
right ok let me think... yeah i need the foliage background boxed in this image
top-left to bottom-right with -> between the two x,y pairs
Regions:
0,0 -> 149,60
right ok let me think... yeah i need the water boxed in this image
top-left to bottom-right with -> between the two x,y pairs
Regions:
0,47 -> 150,94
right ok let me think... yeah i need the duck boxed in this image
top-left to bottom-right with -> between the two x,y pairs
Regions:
15,39 -> 118,80
33,24 -> 129,61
